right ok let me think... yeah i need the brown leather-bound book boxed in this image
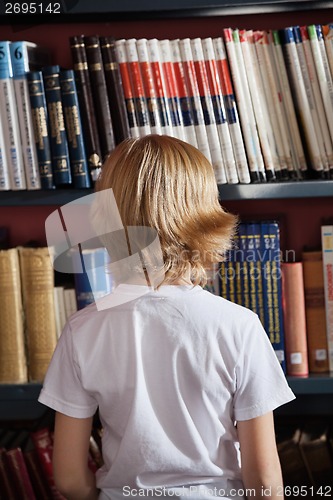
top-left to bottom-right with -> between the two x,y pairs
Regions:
100,36 -> 130,144
18,247 -> 57,382
70,35 -> 102,181
0,248 -> 27,383
84,35 -> 115,160
302,250 -> 329,373
281,262 -> 309,377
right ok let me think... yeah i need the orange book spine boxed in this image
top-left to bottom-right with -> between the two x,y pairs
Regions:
281,262 -> 309,376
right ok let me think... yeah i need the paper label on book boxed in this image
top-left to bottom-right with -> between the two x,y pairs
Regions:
290,352 -> 302,364
315,349 -> 327,360
275,350 -> 285,362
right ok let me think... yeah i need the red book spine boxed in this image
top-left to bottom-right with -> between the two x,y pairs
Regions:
5,448 -> 36,499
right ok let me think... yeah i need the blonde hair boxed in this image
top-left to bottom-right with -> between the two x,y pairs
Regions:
93,135 -> 237,287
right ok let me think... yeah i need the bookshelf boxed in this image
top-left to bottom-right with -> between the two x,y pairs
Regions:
0,1 -> 333,424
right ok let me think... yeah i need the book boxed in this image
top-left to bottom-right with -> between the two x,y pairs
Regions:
53,286 -> 67,339
178,38 -> 212,164
136,38 -> 162,135
158,38 -> 185,141
26,70 -> 55,189
0,40 -> 26,190
64,287 -> 78,320
99,36 -> 131,144
276,424 -> 312,487
147,38 -> 174,136
191,37 -> 228,184
169,38 -> 197,146
24,448 -> 53,499
0,248 -> 27,383
59,69 -> 91,188
212,36 -> 251,184
321,224 -> 333,371
5,447 -> 36,499
201,37 -> 239,184
114,38 -> 141,139
281,27 -> 324,174
281,262 -> 309,377
84,35 -> 116,159
70,35 -> 102,181
0,448 -> 16,498
43,65 -> 72,186
302,250 -> 329,373
18,247 -> 57,382
299,422 -> 333,487
269,29 -> 307,175
72,247 -> 113,310
125,38 -> 151,137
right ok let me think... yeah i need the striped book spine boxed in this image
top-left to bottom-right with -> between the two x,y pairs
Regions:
114,39 -> 140,138
212,37 -> 250,184
43,65 -> 72,186
178,38 -> 212,163
270,30 -> 307,175
147,38 -> 174,136
60,69 -> 91,188
202,37 -> 239,184
0,41 -> 26,190
191,37 -> 227,184
159,39 -> 185,141
125,38 -> 151,137
26,71 -> 54,189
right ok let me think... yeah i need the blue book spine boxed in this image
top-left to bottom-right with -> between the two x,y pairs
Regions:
26,71 -> 54,189
247,222 -> 264,322
59,69 -> 91,189
42,65 -> 71,186
72,248 -> 113,310
238,223 -> 250,309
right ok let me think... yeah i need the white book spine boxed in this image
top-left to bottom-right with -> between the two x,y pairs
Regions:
190,37 -> 227,184
323,24 -> 333,80
299,27 -> 333,173
178,38 -> 212,163
270,30 -> 307,172
147,38 -> 174,136
136,38 -> 162,135
0,114 -> 10,190
282,28 -> 323,172
212,37 -> 250,184
64,288 -> 78,319
158,39 -> 185,141
202,37 -> 239,184
0,41 -> 26,190
240,30 -> 277,180
321,225 -> 333,371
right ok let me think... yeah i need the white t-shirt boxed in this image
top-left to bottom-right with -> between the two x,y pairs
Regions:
39,284 -> 295,498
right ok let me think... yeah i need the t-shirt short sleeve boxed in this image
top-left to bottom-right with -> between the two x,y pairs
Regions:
38,322 -> 98,418
233,314 -> 295,421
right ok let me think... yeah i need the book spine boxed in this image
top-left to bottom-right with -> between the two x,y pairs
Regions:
5,448 -> 36,499
125,38 -> 151,137
70,35 -> 102,181
84,35 -> 115,159
248,221 -> 265,323
239,30 -> 278,181
169,38 -> 197,146
191,37 -> 228,184
10,41 -> 41,190
59,69 -> 91,188
136,38 -> 162,135
281,262 -> 309,377
43,65 -> 72,186
147,38 -> 174,136
178,38 -> 212,163
0,248 -> 27,383
0,448 -> 15,498
321,224 -> 333,371
302,250 -> 329,373
99,36 -> 131,144
281,27 -> 324,173
212,36 -> 251,184
238,223 -> 250,309
24,449 -> 53,499
270,29 -> 308,174
26,71 -> 54,189
201,37 -> 239,184
0,104 -> 10,190
0,40 -> 26,190
114,39 -> 140,138
294,26 -> 331,176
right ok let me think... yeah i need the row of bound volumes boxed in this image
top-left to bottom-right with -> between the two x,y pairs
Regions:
3,23 -> 333,191
210,221 -> 333,376
0,245 -> 112,383
0,426 -> 103,499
